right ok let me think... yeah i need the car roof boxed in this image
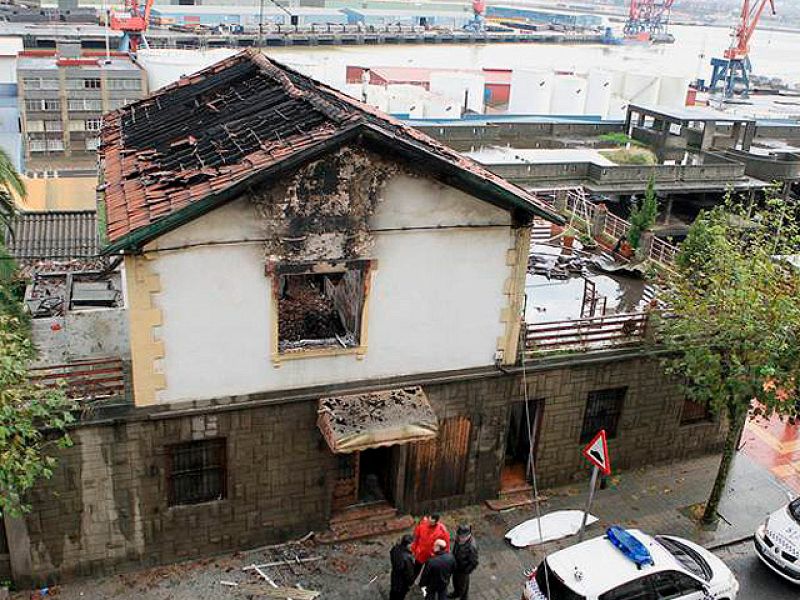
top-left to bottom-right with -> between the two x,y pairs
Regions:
546,530 -> 683,596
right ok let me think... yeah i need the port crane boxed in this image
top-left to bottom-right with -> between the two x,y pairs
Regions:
464,0 -> 487,32
623,0 -> 676,36
709,0 -> 776,98
109,0 -> 154,52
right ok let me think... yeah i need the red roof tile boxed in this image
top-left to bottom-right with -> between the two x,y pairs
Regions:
100,49 -> 559,252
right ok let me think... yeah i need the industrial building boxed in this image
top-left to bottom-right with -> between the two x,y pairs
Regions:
149,5 -> 349,28
342,7 -> 471,29
486,5 -> 607,29
17,44 -> 147,170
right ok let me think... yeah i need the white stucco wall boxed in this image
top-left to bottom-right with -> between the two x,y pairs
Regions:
145,173 -> 515,404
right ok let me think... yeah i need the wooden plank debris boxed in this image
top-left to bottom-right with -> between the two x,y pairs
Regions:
229,584 -> 320,599
242,556 -> 323,569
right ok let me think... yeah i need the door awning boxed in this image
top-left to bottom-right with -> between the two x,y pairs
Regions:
317,386 -> 438,454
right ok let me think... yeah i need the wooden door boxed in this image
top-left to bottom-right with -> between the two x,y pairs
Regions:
331,452 -> 359,512
405,417 -> 472,503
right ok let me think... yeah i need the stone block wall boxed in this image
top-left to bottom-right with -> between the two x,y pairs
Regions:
16,400 -> 336,586
8,354 -> 725,587
522,356 -> 725,487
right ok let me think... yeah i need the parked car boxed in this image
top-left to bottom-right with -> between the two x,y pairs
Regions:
522,526 -> 739,599
754,497 -> 800,584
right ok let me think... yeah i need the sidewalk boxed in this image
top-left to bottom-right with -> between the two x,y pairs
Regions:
13,452 -> 795,600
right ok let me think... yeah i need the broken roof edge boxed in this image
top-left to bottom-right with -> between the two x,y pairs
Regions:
100,123 -> 364,255
359,125 -> 564,225
101,124 -> 562,255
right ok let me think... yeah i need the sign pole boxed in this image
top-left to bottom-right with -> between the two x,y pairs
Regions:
578,465 -> 599,542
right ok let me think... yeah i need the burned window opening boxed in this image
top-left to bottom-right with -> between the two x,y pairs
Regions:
277,266 -> 366,353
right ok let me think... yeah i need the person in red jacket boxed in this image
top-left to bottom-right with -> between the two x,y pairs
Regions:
411,513 -> 451,576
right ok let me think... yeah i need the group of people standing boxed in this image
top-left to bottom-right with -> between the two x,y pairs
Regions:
390,514 -> 479,600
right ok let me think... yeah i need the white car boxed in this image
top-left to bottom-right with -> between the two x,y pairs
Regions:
754,497 -> 800,584
522,527 -> 739,600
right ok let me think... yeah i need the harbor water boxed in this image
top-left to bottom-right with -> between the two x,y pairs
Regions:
263,24 -> 800,89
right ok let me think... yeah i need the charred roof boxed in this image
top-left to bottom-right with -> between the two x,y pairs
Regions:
100,49 -> 561,253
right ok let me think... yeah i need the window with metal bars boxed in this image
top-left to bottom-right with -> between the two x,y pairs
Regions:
580,387 -> 627,443
166,438 -> 226,506
680,398 -> 713,426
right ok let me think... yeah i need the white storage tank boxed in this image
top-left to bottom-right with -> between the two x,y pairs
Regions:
623,72 -> 661,106
429,72 -> 485,115
585,69 -> 613,117
508,68 -> 553,115
136,48 -> 238,92
606,94 -> 629,120
424,93 -> 459,118
657,75 -> 690,108
386,84 -> 425,118
609,69 -> 626,96
551,75 -> 587,116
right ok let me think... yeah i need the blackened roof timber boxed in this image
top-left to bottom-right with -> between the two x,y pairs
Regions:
100,49 -> 562,253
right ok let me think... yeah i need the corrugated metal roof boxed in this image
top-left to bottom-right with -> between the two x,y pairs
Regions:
100,49 -> 562,252
4,210 -> 99,260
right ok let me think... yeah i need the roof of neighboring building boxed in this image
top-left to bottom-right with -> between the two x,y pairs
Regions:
99,49 -> 561,253
629,103 -> 756,124
4,209 -> 99,261
17,54 -> 139,71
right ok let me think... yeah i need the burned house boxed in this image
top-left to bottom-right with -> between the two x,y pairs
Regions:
1,51 -> 726,586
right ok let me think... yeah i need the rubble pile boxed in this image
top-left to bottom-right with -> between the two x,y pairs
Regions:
528,252 -> 585,280
279,277 -> 342,342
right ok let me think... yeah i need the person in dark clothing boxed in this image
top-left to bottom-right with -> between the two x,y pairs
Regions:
449,524 -> 479,600
390,534 -> 416,600
420,539 -> 456,600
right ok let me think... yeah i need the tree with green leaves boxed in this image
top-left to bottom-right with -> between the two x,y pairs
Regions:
0,151 -> 76,517
0,147 -> 25,233
627,174 -> 659,250
656,193 -> 800,525
0,312 -> 77,517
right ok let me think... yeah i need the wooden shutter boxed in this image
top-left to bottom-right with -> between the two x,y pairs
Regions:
405,416 -> 471,503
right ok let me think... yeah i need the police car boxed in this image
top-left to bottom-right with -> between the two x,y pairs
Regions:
522,526 -> 739,600
754,497 -> 800,584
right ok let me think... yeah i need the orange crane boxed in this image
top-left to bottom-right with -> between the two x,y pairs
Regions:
709,0 -> 776,97
110,0 -> 155,52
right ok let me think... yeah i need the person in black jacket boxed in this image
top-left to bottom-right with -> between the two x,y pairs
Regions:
419,539 -> 456,600
450,524 -> 479,600
390,534 -> 415,600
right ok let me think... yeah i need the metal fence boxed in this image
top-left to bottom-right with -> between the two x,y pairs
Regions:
603,211 -> 630,241
648,235 -> 678,266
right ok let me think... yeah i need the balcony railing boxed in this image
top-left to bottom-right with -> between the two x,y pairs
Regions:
524,312 -> 650,357
29,357 -> 128,404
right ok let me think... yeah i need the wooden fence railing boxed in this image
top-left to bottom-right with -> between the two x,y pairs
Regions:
29,357 -> 127,402
525,312 -> 650,355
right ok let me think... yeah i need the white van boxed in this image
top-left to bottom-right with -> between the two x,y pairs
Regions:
754,497 -> 800,584
522,527 -> 739,599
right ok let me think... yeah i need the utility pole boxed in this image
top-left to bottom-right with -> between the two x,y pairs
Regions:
259,0 -> 265,48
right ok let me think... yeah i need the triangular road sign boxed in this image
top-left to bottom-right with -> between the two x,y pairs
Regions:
582,430 -> 611,475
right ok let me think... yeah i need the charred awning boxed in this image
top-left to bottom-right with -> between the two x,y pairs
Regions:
318,386 -> 438,454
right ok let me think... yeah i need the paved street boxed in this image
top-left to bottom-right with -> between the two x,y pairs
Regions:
714,539 -> 799,599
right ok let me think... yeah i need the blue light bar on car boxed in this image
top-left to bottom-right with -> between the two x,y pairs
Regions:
606,526 -> 654,568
